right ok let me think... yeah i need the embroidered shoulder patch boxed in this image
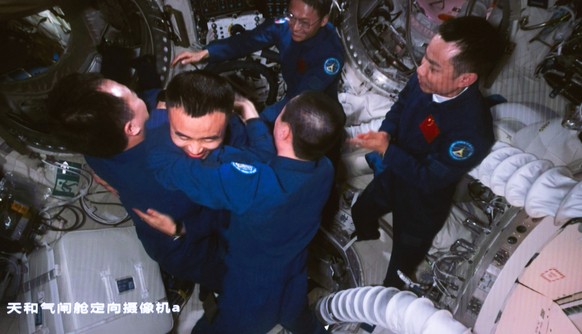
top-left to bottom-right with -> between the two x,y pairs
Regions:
231,162 -> 257,174
323,58 -> 341,75
449,141 -> 475,161
275,17 -> 287,24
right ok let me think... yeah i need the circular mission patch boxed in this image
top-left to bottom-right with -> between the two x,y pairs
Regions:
231,162 -> 257,174
449,140 -> 475,161
323,58 -> 340,75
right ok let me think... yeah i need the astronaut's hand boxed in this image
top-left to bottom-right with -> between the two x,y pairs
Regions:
133,208 -> 182,237
171,50 -> 209,67
234,94 -> 259,123
91,172 -> 119,197
349,131 -> 390,155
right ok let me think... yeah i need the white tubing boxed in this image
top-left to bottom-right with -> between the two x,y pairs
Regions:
316,287 -> 471,334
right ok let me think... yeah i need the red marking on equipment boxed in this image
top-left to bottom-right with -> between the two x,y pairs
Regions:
541,268 -> 565,282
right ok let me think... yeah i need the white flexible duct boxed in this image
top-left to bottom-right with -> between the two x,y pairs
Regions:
477,146 -> 524,188
472,141 -> 582,222
316,287 -> 471,334
524,166 -> 578,218
504,158 -> 554,207
555,181 -> 582,225
489,152 -> 537,196
468,141 -> 512,179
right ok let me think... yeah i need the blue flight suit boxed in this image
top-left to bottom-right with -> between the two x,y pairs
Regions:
205,17 -> 344,123
84,104 -> 248,291
149,125 -> 330,334
351,75 -> 495,288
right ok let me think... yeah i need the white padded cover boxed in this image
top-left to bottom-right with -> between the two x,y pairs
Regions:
513,118 -> 582,167
490,102 -> 557,128
339,91 -> 393,126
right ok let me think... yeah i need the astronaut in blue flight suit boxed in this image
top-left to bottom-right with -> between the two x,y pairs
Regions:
135,91 -> 346,334
172,0 -> 344,124
349,17 -> 505,288
46,71 -> 247,293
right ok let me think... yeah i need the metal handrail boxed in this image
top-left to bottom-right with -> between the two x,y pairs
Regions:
519,6 -> 574,31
